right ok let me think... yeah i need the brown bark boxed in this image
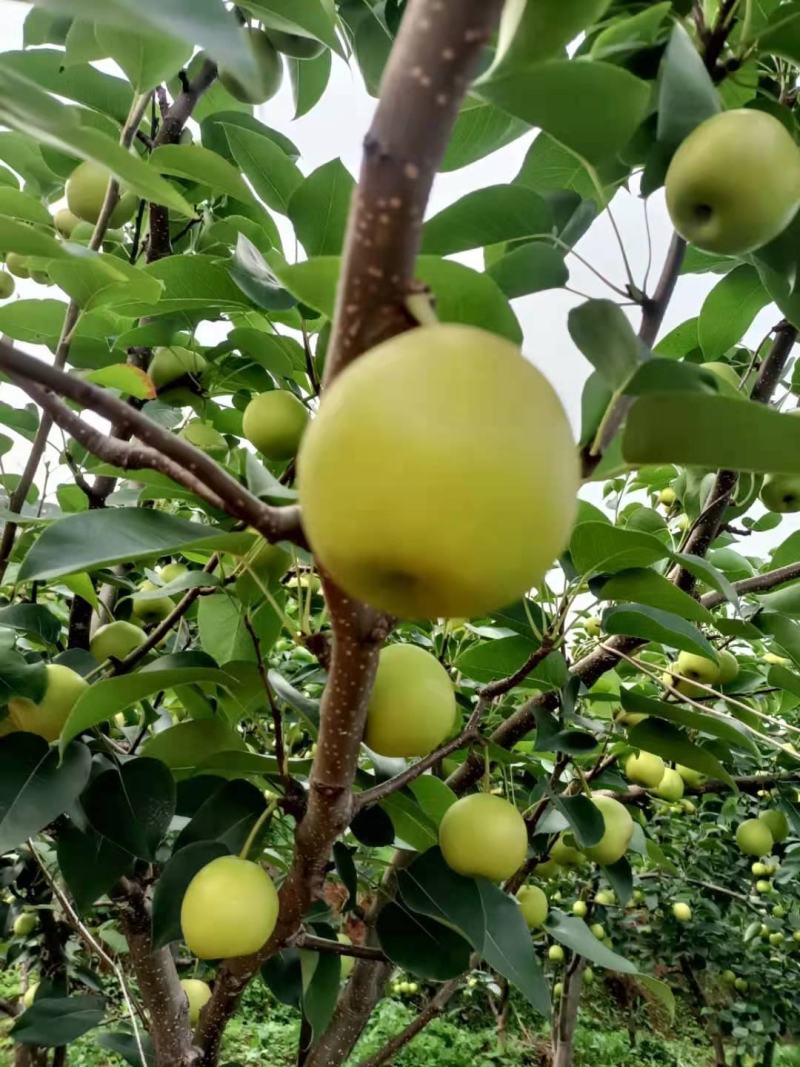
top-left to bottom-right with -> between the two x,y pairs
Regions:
552,957 -> 585,1067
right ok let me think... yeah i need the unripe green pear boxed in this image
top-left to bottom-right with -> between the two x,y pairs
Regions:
736,818 -> 774,856
180,420 -> 228,457
721,969 -> 736,985
13,912 -> 38,937
54,207 -> 80,237
131,580 -> 174,625
672,650 -> 721,697
548,944 -> 564,963
219,29 -> 283,103
572,900 -> 587,918
22,981 -> 38,1008
624,751 -> 665,789
90,620 -> 146,662
364,643 -> 455,757
658,487 -> 676,507
553,980 -> 563,996
769,931 -> 784,946
8,664 -> 88,742
266,28 -> 325,59
532,859 -> 560,880
717,650 -> 739,685
149,346 -> 207,391
751,861 -> 770,877
759,809 -> 789,843
243,391 -> 309,462
582,795 -> 634,866
761,474 -> 800,514
66,161 -> 136,227
180,978 -> 211,1024
584,616 -> 601,637
676,764 -> 705,788
550,833 -> 585,867
180,855 -> 279,959
734,976 -> 748,992
5,252 -> 29,278
595,890 -> 615,907
159,562 -> 189,585
517,885 -> 548,929
297,324 -> 579,620
672,902 -> 692,923
583,966 -> 595,984
703,362 -> 740,390
0,272 -> 14,299
665,109 -> 800,255
755,879 -> 772,894
438,793 -> 527,881
590,923 -> 605,940
654,768 -> 685,801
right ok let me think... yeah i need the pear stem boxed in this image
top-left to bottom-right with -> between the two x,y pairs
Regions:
239,796 -> 279,861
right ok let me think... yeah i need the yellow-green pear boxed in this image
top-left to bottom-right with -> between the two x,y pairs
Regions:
438,793 -> 527,881
572,900 -> 587,918
761,474 -> 800,514
219,29 -> 283,103
624,751 -> 665,789
736,818 -> 774,856
242,391 -> 309,461
676,764 -> 705,788
338,934 -> 355,979
149,346 -> 207,392
717,650 -> 739,685
665,109 -> 800,254
66,161 -> 137,227
7,664 -> 88,742
180,978 -> 211,1024
13,912 -> 38,937
5,252 -> 29,278
658,487 -> 677,507
517,885 -> 548,928
297,324 -> 579,619
553,980 -> 564,996
0,272 -> 14,299
90,621 -> 146,662
654,768 -> 685,801
703,362 -> 740,390
759,809 -> 789,844
131,581 -> 174,625
180,855 -> 279,959
671,650 -> 721,698
583,795 -> 634,866
533,858 -> 560,880
595,890 -> 615,907
159,562 -> 189,585
364,643 -> 455,757
550,833 -> 585,867
22,981 -> 38,1008
590,923 -> 605,939
672,902 -> 692,923
54,207 -> 80,237
548,944 -> 565,963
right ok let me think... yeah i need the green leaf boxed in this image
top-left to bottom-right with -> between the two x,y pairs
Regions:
623,394 -> 800,474
421,185 -> 553,255
545,909 -> 637,971
174,777 -> 264,853
288,48 -> 332,120
115,255 -> 254,317
141,719 -> 247,778
0,186 -> 53,227
288,159 -> 353,257
19,510 -> 233,582
656,24 -> 720,149
570,522 -> 669,575
568,299 -> 644,389
487,242 -> 569,299
380,793 -> 438,852
150,143 -> 256,205
93,25 -> 192,92
56,825 -> 131,914
408,777 -> 457,826
698,265 -> 770,360
637,975 -> 676,1021
0,216 -> 68,259
620,689 -> 758,753
95,1032 -> 156,1067
82,757 -> 176,860
477,60 -> 650,165
226,125 -> 304,214
476,880 -> 550,1014
756,612 -> 800,667
0,603 -> 61,645
672,552 -> 739,611
602,603 -> 716,658
240,0 -> 343,57
442,100 -> 529,172
85,363 -> 155,400
628,718 -> 735,787
198,593 -> 282,665
151,840 -> 228,949
455,635 -> 537,686
397,847 -> 487,952
200,111 -> 299,166
229,235 -> 297,312
590,2 -> 672,62
555,795 -> 605,849
596,569 -> 714,625
376,902 -> 472,980
753,1 -> 800,63
0,648 -> 47,706
301,943 -> 341,1040
12,995 -> 105,1046
60,667 -> 231,752
0,735 -> 91,855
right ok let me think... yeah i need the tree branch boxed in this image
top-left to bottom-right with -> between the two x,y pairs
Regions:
291,933 -> 387,963
701,560 -> 800,610
355,976 -> 463,1067
0,338 -> 304,548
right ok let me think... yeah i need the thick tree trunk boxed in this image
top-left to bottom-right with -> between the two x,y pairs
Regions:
552,959 -> 585,1067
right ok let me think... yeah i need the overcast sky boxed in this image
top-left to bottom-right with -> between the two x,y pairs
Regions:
0,1 -> 794,557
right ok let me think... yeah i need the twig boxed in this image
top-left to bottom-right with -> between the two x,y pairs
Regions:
243,610 -> 288,785
291,934 -> 387,962
356,977 -> 463,1067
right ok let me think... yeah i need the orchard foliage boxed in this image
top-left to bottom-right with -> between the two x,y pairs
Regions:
1,2 -> 800,1067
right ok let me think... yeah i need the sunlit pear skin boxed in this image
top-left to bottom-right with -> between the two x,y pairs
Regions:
266,28 -> 325,59
438,793 -> 527,881
548,944 -> 565,963
658,487 -> 676,507
131,581 -> 174,625
180,420 -> 228,457
666,109 -> 800,255
517,885 -> 548,928
654,768 -> 685,801
676,764 -> 705,788
298,324 -> 579,620
671,650 -> 721,698
90,621 -> 146,662
5,252 -> 29,278
364,643 -> 455,757
180,855 -> 279,959
66,161 -> 137,227
624,751 -> 665,789
159,562 -> 189,585
54,207 -> 80,237
759,809 -> 789,843
149,346 -> 207,391
7,664 -> 88,742
583,795 -> 634,865
572,900 -> 587,918
180,978 -> 211,1025
0,272 -> 14,299
219,29 -> 283,104
672,902 -> 692,923
736,818 -> 774,856
761,474 -> 800,513
13,912 -> 38,937
243,391 -> 309,461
